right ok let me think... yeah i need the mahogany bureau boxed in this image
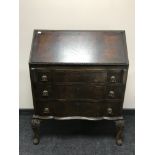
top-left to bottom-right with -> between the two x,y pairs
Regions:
29,30 -> 129,145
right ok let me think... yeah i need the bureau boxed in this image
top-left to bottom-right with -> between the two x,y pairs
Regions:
29,30 -> 129,145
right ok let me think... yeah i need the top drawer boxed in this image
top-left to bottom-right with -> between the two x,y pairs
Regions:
31,68 -> 123,83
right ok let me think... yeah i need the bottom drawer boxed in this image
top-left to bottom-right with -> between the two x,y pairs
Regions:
35,100 -> 123,117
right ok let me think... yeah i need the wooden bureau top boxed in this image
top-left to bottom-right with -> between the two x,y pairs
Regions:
29,30 -> 129,65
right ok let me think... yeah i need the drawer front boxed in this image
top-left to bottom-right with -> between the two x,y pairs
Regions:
31,68 -> 123,84
36,84 -> 106,100
36,84 -> 123,100
36,100 -> 123,117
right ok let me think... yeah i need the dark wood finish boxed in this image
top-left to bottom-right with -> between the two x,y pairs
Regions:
36,100 -> 123,117
115,120 -> 125,145
31,118 -> 40,145
29,30 -> 129,145
29,30 -> 128,65
35,84 -> 123,100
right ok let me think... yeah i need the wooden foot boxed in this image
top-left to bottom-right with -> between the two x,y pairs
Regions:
115,120 -> 124,146
31,118 -> 40,145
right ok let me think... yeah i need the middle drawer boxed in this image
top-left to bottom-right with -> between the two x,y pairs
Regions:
35,84 -> 123,100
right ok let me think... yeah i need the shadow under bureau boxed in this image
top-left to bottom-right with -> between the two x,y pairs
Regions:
29,30 -> 129,145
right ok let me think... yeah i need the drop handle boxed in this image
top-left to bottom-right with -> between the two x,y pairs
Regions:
108,90 -> 115,98
41,75 -> 48,81
110,76 -> 116,83
107,108 -> 113,115
43,107 -> 49,114
42,90 -> 48,96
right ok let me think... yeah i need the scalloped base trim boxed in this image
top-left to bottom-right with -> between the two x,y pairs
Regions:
33,115 -> 123,121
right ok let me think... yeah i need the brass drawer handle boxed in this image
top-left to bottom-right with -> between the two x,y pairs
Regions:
42,90 -> 48,96
107,108 -> 113,115
41,75 -> 48,81
108,90 -> 115,98
43,107 -> 49,114
110,75 -> 116,83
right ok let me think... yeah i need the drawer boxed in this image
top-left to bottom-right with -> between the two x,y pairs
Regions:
52,69 -> 107,83
36,100 -> 123,117
32,68 -> 123,84
35,84 -> 123,100
36,84 -> 106,100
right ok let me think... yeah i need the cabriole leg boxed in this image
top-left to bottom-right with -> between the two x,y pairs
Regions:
115,119 -> 124,146
31,118 -> 40,145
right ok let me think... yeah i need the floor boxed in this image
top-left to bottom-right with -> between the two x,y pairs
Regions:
19,111 -> 135,155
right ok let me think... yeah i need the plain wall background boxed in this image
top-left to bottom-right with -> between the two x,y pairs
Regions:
19,0 -> 134,109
